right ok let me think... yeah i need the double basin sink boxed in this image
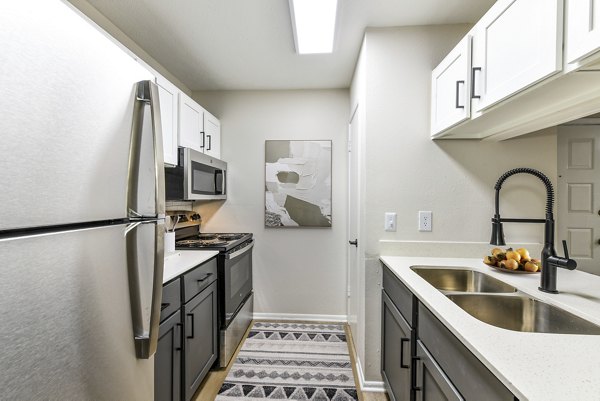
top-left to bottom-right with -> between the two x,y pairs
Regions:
411,266 -> 600,335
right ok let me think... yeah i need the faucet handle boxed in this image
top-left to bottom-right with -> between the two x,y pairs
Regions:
562,240 -> 570,259
551,240 -> 577,271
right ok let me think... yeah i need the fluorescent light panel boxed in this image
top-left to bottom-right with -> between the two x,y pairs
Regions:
290,0 -> 338,54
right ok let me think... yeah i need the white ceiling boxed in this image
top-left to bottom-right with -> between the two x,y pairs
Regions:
85,0 -> 496,91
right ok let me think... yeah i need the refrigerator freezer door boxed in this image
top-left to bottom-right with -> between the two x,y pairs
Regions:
0,0 -> 155,231
0,222 -> 162,400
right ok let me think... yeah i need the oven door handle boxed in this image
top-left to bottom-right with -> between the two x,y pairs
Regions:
225,240 -> 254,260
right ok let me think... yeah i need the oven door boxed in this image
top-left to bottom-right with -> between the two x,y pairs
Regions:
222,240 -> 254,327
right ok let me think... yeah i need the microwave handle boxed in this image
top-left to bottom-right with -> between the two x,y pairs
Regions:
221,170 -> 226,195
214,170 -> 226,195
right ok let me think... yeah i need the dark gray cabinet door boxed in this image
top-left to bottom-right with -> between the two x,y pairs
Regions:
155,310 -> 182,401
382,291 -> 412,401
418,304 -> 515,401
415,341 -> 463,401
183,280 -> 218,401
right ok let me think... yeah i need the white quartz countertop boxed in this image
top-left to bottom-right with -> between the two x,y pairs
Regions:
380,256 -> 600,401
163,250 -> 219,284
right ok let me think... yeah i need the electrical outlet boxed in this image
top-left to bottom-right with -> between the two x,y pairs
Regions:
418,211 -> 432,232
384,212 -> 397,232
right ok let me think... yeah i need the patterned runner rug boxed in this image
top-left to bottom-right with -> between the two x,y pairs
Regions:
216,322 -> 358,401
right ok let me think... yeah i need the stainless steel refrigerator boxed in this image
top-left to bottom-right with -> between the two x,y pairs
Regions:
0,1 -> 165,399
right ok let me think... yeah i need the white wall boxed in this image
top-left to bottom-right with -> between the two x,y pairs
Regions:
363,27 -> 557,253
351,26 -> 558,383
191,90 -> 350,319
68,0 -> 191,95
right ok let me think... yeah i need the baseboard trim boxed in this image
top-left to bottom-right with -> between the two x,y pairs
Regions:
252,312 -> 348,323
355,357 -> 386,393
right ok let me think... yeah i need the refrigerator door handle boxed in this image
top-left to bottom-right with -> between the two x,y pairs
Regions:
126,221 -> 165,359
124,221 -> 142,237
125,80 -> 166,359
128,80 -> 166,219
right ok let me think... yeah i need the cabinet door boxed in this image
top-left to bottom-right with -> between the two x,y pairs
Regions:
156,76 -> 179,166
565,0 -> 600,64
183,281 -> 218,401
204,111 -> 221,159
178,92 -> 205,153
415,341 -> 463,401
155,310 -> 182,401
381,291 -> 412,401
471,0 -> 562,112
430,35 -> 471,137
418,304 -> 515,401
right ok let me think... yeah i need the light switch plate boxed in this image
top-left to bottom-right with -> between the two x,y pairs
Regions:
385,212 -> 397,232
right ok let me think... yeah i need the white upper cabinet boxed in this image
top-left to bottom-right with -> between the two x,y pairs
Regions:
156,75 -> 179,166
565,0 -> 600,65
178,92 -> 205,153
429,0 -> 595,140
471,0 -> 563,113
203,111 -> 221,159
431,36 -> 471,137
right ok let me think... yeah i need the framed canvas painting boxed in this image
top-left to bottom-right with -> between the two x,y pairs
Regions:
265,140 -> 332,227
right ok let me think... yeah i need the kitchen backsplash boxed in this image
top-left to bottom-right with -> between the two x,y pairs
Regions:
165,200 -> 194,212
380,240 -> 543,259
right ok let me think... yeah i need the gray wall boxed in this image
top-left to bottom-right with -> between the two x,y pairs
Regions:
192,90 -> 350,318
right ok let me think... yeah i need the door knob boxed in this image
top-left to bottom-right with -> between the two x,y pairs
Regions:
349,239 -> 358,247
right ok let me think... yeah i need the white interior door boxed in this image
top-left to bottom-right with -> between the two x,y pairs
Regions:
347,105 -> 360,332
557,124 -> 600,275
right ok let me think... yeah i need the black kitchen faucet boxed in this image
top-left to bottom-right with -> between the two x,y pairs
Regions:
490,167 -> 577,293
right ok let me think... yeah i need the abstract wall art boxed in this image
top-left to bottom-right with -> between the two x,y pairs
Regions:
265,140 -> 332,227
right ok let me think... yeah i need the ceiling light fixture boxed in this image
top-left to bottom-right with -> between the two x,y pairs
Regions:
289,0 -> 338,54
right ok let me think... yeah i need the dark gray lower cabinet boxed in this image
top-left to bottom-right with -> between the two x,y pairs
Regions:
417,305 -> 514,401
155,310 -> 182,401
415,341 -> 463,401
155,257 -> 219,401
382,291 -> 412,401
381,264 -> 517,401
183,280 -> 218,401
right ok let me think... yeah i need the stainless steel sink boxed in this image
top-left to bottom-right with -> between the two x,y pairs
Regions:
447,293 -> 600,335
411,267 -> 517,293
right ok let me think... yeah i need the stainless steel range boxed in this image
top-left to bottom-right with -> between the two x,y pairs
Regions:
175,221 -> 254,368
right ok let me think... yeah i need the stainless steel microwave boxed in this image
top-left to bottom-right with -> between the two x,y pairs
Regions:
165,148 -> 227,201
